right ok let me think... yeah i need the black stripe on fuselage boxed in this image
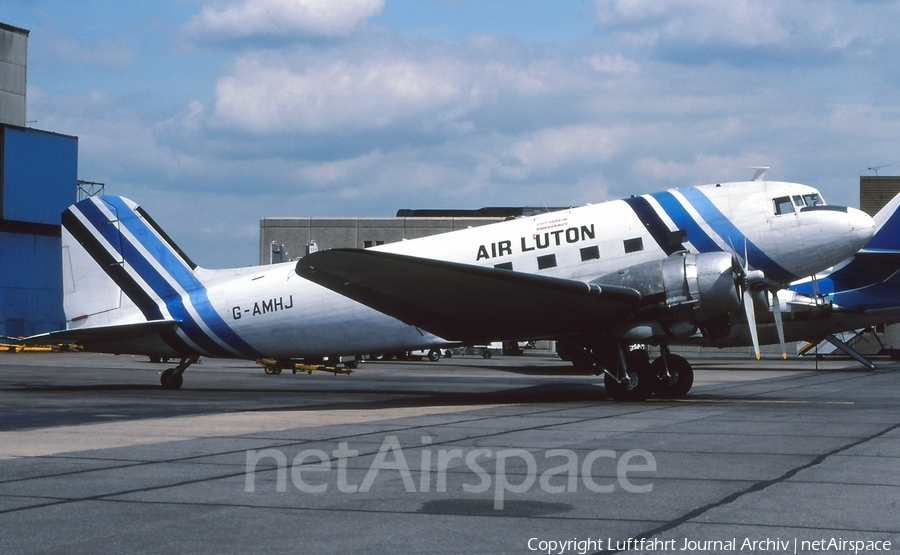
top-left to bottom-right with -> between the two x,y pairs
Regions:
61,208 -> 195,355
623,196 -> 685,256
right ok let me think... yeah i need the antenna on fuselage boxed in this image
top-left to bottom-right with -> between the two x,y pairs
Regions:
748,167 -> 769,181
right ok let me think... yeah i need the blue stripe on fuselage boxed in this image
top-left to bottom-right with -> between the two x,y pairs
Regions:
648,191 -> 721,254
654,188 -> 797,283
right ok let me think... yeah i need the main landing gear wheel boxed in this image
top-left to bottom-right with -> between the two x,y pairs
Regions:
651,354 -> 694,398
604,350 -> 654,402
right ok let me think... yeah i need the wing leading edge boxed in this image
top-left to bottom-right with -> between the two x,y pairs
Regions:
296,249 -> 642,343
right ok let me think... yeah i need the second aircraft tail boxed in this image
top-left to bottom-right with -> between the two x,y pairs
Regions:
807,191 -> 900,303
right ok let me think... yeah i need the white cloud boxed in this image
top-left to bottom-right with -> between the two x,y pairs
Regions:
632,154 -> 777,183
587,54 -> 639,75
210,53 -> 467,134
497,125 -> 622,180
206,41 -> 588,136
592,0 -> 900,66
594,0 -> 789,47
184,0 -> 384,41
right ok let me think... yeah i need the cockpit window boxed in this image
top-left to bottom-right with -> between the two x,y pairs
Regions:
802,193 -> 824,206
777,192 -> 826,215
774,196 -> 794,215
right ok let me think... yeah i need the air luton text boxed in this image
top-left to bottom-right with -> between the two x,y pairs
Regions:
476,225 -> 595,261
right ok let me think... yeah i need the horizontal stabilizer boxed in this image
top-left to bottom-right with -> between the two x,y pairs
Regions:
18,320 -> 179,347
297,249 -> 642,343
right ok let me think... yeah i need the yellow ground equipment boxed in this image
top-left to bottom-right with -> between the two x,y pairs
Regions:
256,358 -> 354,376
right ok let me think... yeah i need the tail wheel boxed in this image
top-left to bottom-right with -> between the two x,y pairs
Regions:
604,349 -> 653,402
652,354 -> 693,398
160,368 -> 184,390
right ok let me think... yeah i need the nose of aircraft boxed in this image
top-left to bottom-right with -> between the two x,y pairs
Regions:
847,206 -> 875,251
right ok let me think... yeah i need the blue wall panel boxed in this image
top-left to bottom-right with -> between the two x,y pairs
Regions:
2,126 -> 78,224
0,232 -> 64,336
0,125 -> 76,336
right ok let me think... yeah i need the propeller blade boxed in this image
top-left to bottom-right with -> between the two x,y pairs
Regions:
743,287 -> 760,360
772,290 -> 787,359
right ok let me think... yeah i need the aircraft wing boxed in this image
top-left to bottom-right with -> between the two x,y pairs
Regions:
297,249 -> 642,343
17,320 -> 180,346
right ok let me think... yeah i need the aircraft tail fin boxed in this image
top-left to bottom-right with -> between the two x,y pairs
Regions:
61,196 -> 199,330
863,190 -> 900,253
56,196 -> 263,359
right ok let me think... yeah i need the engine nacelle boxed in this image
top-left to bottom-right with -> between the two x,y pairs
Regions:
595,252 -> 741,339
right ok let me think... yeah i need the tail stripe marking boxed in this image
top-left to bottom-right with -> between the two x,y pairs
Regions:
75,199 -> 233,357
61,208 -> 195,354
105,197 -> 264,359
76,199 -> 256,358
62,208 -> 164,322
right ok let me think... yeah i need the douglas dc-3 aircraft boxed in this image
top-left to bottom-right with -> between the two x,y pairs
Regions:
21,178 -> 874,401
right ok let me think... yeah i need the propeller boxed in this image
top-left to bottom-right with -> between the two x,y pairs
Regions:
741,280 -> 761,359
771,290 -> 787,359
732,241 -> 787,360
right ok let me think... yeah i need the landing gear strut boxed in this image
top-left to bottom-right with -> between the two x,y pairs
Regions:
603,345 -> 654,402
160,356 -> 198,390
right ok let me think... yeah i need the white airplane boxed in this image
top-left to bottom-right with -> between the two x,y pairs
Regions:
21,178 -> 873,401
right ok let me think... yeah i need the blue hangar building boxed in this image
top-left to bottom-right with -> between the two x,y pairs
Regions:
1,22 -> 78,338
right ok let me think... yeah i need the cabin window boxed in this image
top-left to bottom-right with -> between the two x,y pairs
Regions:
580,245 -> 600,261
494,262 -> 513,270
623,237 -> 643,253
537,254 -> 557,270
774,196 -> 794,215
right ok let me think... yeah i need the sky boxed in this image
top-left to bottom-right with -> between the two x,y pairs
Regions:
5,0 -> 900,268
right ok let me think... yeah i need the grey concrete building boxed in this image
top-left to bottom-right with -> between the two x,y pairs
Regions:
260,213 -> 512,264
0,23 -> 28,128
